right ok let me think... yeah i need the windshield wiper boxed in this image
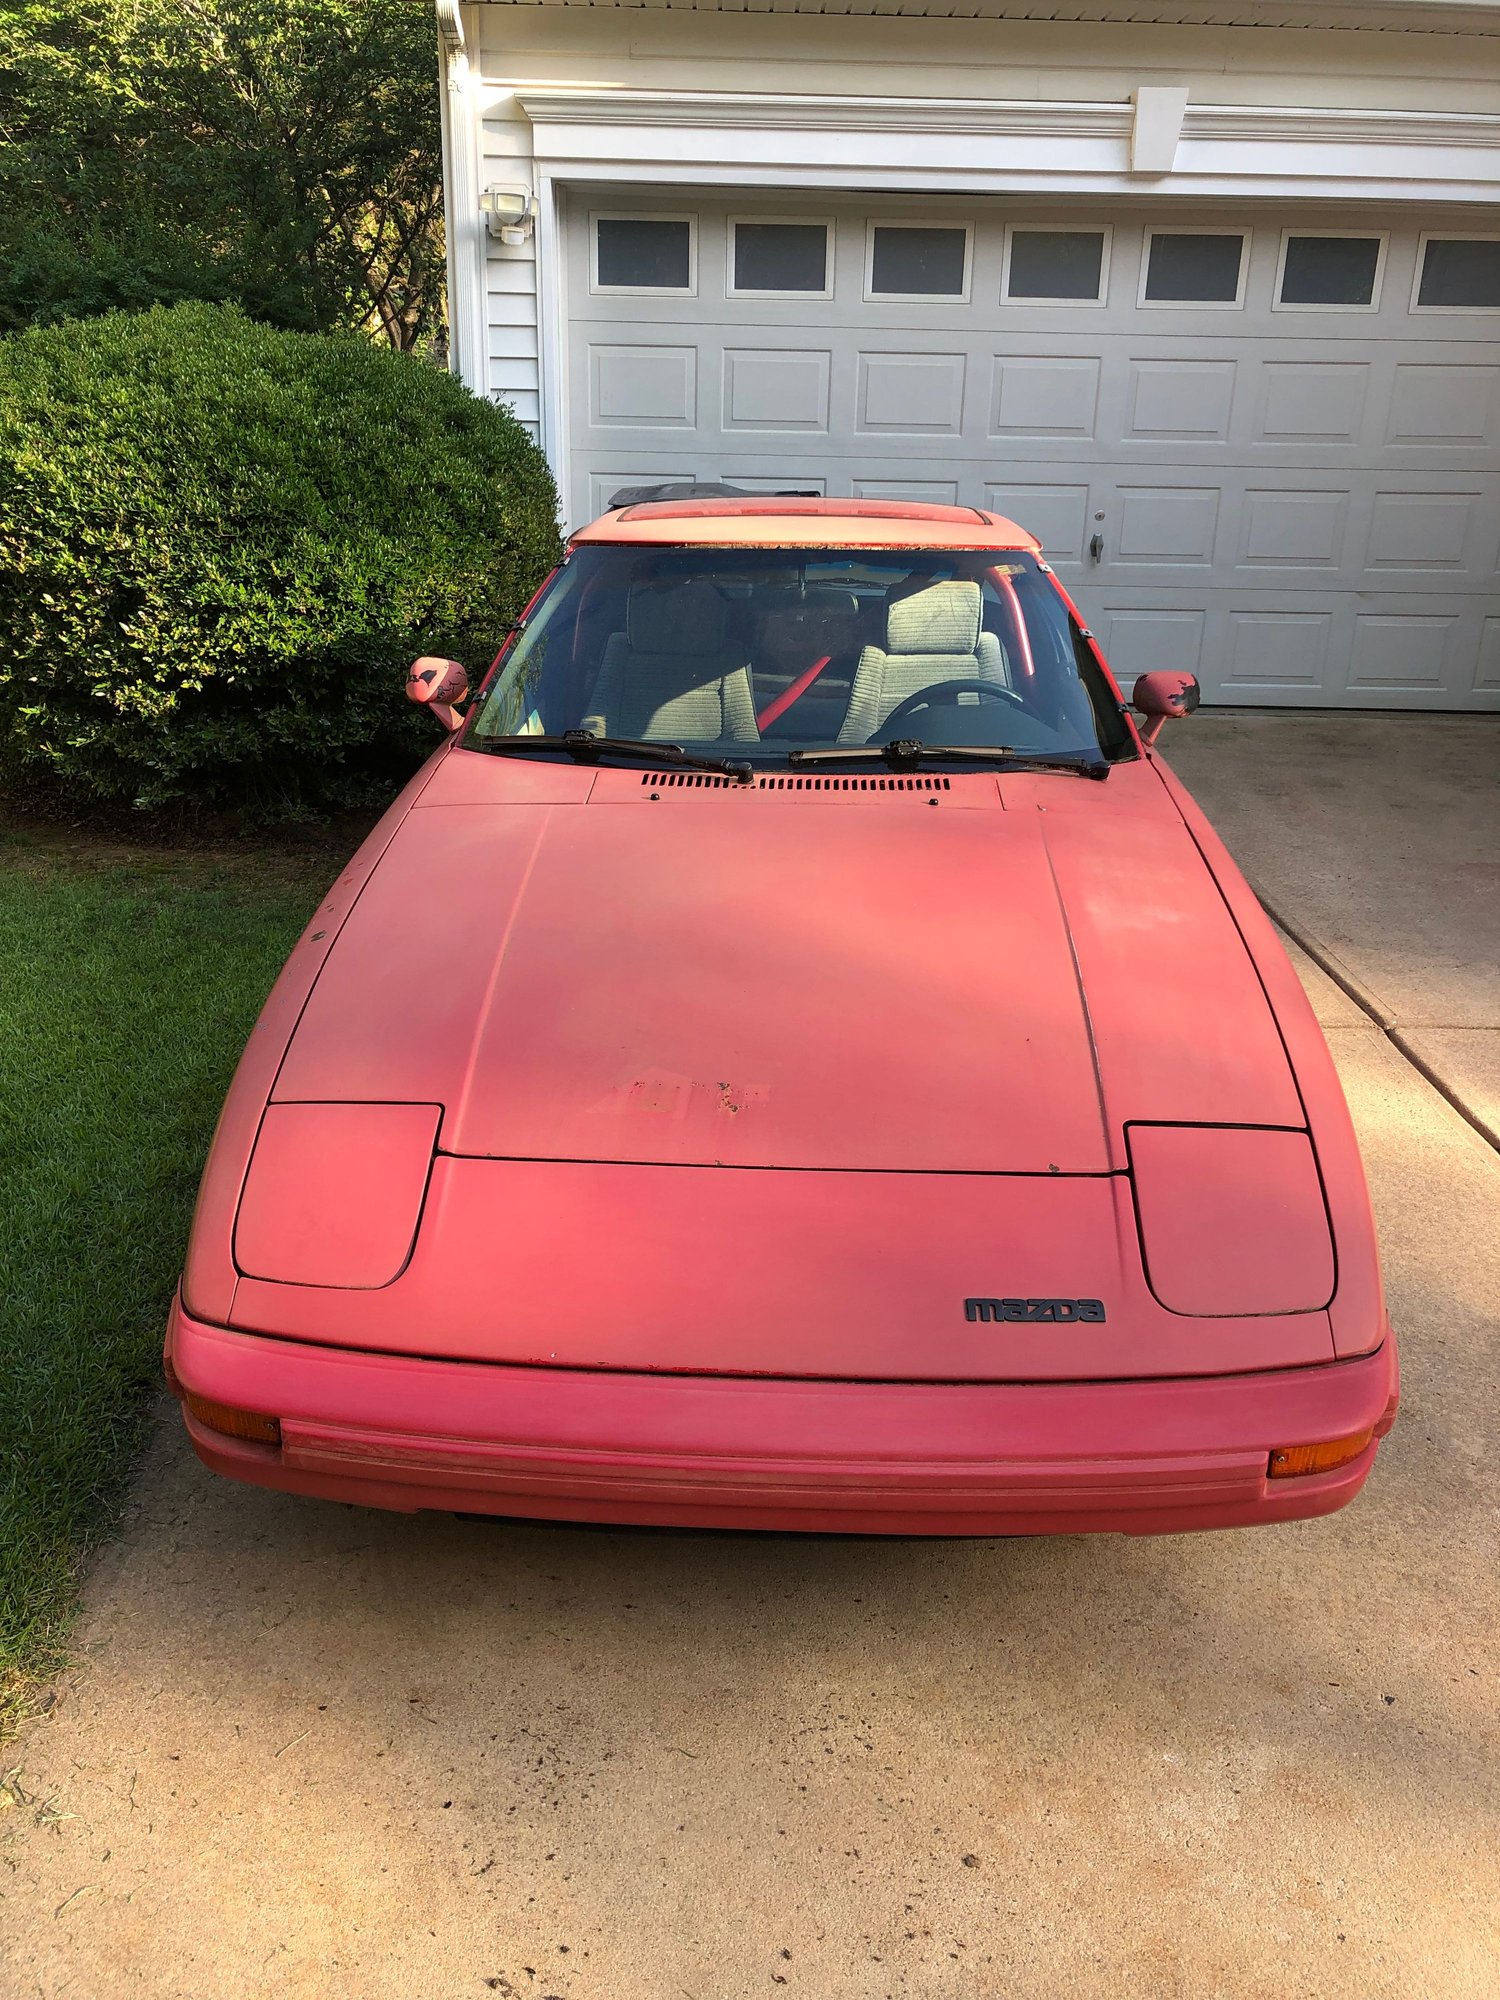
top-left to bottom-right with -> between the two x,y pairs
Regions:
473,731 -> 756,784
789,739 -> 1111,780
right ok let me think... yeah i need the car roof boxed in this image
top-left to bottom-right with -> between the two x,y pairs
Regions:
570,496 -> 1042,552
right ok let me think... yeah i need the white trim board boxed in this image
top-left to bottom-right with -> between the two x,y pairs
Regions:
479,0 -> 1500,29
516,89 -> 1500,203
438,30 -> 488,391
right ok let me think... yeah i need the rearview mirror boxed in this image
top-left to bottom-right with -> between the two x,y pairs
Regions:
406,656 -> 469,733
1132,671 -> 1200,746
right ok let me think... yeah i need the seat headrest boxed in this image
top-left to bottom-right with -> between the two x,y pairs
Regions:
886,581 -> 982,656
627,580 -> 728,655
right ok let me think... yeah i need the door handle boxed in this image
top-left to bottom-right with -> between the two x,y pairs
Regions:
1089,532 -> 1104,562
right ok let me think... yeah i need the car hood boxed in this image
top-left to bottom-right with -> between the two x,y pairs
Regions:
272,766 -> 1304,1174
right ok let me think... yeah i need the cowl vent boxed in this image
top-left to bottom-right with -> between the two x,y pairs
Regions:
640,771 -> 951,793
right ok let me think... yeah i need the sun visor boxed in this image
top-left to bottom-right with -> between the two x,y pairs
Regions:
234,1103 -> 440,1289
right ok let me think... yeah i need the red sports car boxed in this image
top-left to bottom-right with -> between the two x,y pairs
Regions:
168,493 -> 1397,1535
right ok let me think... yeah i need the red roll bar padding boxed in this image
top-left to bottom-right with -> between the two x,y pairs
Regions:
987,566 -> 1036,682
757,655 -> 833,733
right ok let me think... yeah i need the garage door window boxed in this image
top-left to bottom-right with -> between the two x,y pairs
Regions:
1141,231 -> 1248,308
1004,228 -> 1108,304
730,221 -> 832,298
1414,235 -> 1500,311
868,224 -> 971,300
1276,233 -> 1386,311
593,216 -> 695,295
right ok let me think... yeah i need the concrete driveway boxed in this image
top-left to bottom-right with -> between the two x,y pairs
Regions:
1164,711 -> 1500,1147
4,716 -> 1497,2000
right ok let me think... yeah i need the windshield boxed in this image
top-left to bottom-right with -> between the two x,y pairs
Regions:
467,546 -> 1132,763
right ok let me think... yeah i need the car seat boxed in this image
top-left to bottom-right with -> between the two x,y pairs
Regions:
837,580 -> 1008,743
583,580 -> 760,742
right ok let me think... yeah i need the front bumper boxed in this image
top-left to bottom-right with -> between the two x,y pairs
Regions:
167,1297 -> 1398,1537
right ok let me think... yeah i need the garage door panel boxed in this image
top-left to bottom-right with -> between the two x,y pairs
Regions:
1476,618 -> 1500,693
1222,609 -> 1336,696
1110,485 -> 1223,568
1125,358 -> 1238,443
587,344 -> 698,429
1365,489 -> 1484,573
1385,362 -> 1500,449
1235,488 -> 1351,572
990,355 -> 1102,440
855,351 -> 967,436
1345,611 -> 1462,698
1098,593 -> 1328,703
722,347 -> 832,433
984,483 -> 1092,567
1092,607 -> 1207,691
1085,588 -> 1497,708
1354,474 -> 1500,582
563,193 -> 1498,708
1331,598 -> 1494,707
1445,617 -> 1499,709
1253,359 -> 1373,449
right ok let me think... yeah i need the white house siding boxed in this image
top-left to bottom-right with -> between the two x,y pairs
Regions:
445,0 -> 1500,707
480,104 -> 542,429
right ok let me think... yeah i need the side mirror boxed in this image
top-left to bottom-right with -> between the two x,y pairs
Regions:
1132,671 -> 1200,746
406,656 -> 469,734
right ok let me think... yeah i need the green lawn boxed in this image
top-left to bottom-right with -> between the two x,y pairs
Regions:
0,833 -> 338,1729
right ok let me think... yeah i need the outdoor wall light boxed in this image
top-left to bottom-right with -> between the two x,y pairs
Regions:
481,185 -> 537,246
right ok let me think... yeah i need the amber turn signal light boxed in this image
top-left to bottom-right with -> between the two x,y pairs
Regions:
183,1393 -> 282,1446
1268,1429 -> 1373,1479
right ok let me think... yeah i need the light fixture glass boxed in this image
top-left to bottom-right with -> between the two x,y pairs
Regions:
480,186 -> 537,245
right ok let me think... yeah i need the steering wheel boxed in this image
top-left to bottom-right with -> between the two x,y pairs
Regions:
879,679 -> 1027,734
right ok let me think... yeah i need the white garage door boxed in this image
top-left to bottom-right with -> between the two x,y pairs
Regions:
561,192 -> 1500,709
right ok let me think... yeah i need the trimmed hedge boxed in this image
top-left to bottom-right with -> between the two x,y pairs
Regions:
0,303 -> 562,813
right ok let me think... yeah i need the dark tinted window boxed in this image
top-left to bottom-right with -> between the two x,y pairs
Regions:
871,225 -> 968,296
1417,238 -> 1500,308
1280,235 -> 1382,307
733,223 -> 829,294
595,218 -> 692,290
1006,230 -> 1106,302
1144,232 -> 1245,304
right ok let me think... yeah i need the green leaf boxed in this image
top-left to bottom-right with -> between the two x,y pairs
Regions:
0,303 -> 563,816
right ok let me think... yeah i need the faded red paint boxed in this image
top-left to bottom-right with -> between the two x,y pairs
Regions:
169,497 -> 1396,1536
